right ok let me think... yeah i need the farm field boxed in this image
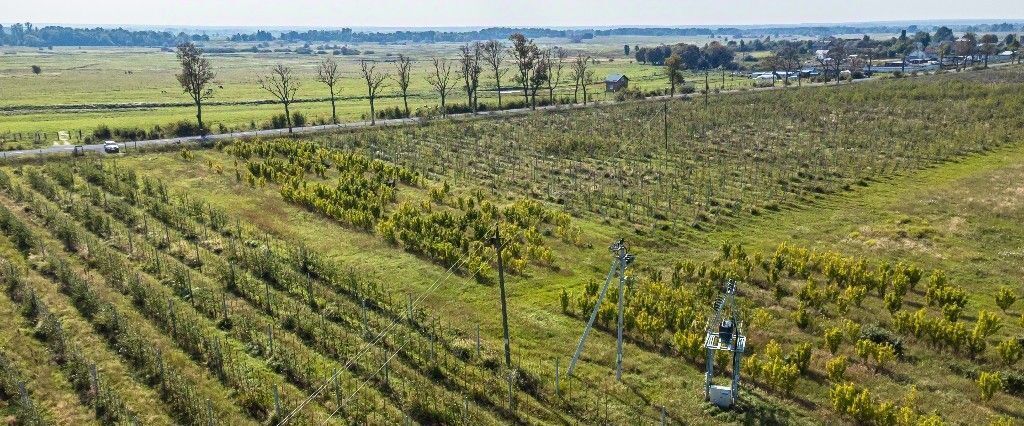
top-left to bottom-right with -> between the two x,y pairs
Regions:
0,37 -> 759,144
1,66 -> 1023,425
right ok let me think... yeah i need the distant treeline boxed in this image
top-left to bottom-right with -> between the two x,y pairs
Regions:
1,21 -> 1021,47
0,23 -> 209,47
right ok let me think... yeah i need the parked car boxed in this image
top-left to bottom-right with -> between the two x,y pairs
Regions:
103,141 -> 120,154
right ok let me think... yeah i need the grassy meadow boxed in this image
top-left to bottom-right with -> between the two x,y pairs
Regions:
0,36 -> 758,144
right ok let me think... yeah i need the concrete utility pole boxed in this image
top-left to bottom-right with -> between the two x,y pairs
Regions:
494,225 -> 512,369
567,239 -> 635,380
614,250 -> 628,381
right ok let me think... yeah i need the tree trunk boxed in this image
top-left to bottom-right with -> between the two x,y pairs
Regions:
521,73 -> 530,108
370,98 -> 376,125
284,103 -> 292,133
496,74 -> 503,109
440,95 -> 446,117
329,87 -> 337,124
196,101 -> 204,134
403,93 -> 409,118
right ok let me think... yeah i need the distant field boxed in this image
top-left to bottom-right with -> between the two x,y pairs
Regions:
0,36 -> 758,143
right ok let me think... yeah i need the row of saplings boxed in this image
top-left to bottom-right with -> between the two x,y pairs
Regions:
222,138 -> 581,281
561,242 -> 1021,424
39,160 -> 578,424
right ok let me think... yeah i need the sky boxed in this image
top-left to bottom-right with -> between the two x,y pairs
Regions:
4,0 -> 1022,29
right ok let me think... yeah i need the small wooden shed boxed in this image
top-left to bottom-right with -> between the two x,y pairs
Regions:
604,74 -> 629,92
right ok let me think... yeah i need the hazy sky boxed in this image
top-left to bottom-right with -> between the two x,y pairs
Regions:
5,0 -> 1022,28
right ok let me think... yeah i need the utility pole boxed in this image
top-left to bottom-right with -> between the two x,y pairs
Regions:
493,225 -> 512,369
567,239 -> 635,380
614,249 -> 628,381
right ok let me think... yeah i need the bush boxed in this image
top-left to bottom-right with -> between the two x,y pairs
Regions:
31,65 -> 42,74
376,106 -> 407,120
825,355 -> 847,382
291,111 -> 306,127
995,287 -> 1017,312
169,120 -> 203,137
996,338 -> 1022,365
977,371 -> 1003,401
614,87 -> 646,101
93,124 -> 112,140
270,114 -> 289,129
860,325 -> 904,357
112,127 -> 147,141
824,326 -> 843,354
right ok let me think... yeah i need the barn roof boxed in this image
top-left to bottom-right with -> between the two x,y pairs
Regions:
604,73 -> 627,83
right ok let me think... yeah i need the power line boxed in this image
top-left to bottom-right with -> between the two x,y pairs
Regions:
275,243 -> 477,425
317,231 -> 523,425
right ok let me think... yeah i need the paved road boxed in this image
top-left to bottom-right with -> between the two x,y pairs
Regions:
0,68 -> 955,161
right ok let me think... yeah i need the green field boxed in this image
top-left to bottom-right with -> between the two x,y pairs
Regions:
0,66 -> 1022,425
0,37 -> 759,145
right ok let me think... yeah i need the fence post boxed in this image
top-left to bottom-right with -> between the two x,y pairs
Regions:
90,363 -> 99,403
273,384 -> 281,419
206,399 -> 215,426
17,381 -> 32,411
267,324 -> 274,356
555,359 -> 560,398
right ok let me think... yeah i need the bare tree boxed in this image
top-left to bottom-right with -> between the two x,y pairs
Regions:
359,60 -> 388,125
954,38 -> 975,71
777,44 -> 801,86
760,54 -> 783,86
582,68 -> 595,105
824,43 -> 848,84
393,54 -> 413,117
426,57 -> 457,117
568,54 -> 590,104
544,47 -> 567,104
258,64 -> 300,132
458,43 -> 483,113
175,42 -> 215,133
481,40 -> 508,108
507,33 -> 540,109
316,57 -> 341,124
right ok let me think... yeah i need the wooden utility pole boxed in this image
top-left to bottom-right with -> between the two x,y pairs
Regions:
493,225 -> 512,369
